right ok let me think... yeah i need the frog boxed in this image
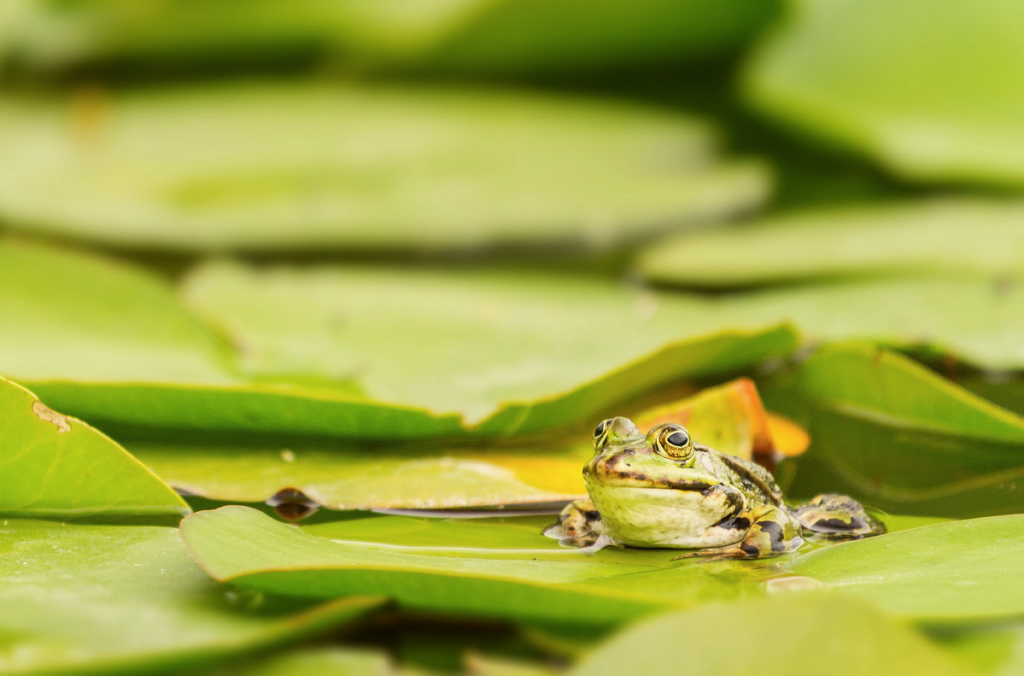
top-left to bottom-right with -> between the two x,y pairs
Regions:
545,417 -> 885,559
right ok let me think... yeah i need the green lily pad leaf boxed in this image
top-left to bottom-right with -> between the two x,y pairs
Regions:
133,378 -> 793,510
744,0 -> 1024,186
788,515 -> 1024,625
3,0 -> 777,77
570,594 -> 973,676
639,200 -> 1024,288
180,506 -> 703,626
0,518 -> 383,674
6,240 -> 793,439
0,83 -> 768,252
732,278 -> 1024,372
765,344 -> 1024,517
0,376 -> 188,518
209,648 -> 394,676
135,442 -> 592,510
182,261 -> 797,429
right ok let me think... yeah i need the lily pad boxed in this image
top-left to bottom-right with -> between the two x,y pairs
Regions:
732,278 -> 1024,372
0,376 -> 188,518
182,261 -> 796,428
2,0 -> 777,76
744,0 -> 1024,186
789,515 -> 1024,625
0,83 -> 768,252
764,344 -> 1024,516
0,518 -> 383,674
180,506 -> 734,626
134,378 -> 799,510
571,594 -> 973,676
4,240 -> 794,439
639,200 -> 1024,288
210,648 -> 394,676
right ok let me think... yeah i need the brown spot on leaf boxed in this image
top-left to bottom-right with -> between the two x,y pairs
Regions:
32,401 -> 71,433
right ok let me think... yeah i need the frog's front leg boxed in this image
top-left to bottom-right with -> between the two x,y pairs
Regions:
543,499 -> 604,547
674,505 -> 804,560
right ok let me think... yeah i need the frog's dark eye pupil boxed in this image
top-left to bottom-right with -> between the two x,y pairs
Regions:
667,431 -> 689,447
594,421 -> 609,438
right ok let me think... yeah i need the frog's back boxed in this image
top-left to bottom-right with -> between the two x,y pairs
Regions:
705,447 -> 784,507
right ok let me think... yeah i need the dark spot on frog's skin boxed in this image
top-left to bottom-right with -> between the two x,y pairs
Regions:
713,515 -> 751,532
758,520 -> 786,551
811,516 -> 866,532
740,542 -> 760,558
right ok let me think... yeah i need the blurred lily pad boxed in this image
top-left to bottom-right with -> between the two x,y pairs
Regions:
183,261 -> 796,429
790,515 -> 1024,625
745,0 -> 1024,186
571,594 -> 972,676
0,518 -> 383,674
2,0 -> 777,76
764,344 -> 1024,516
134,378 -> 799,510
180,506 -> 745,626
4,240 -> 793,439
0,83 -> 767,252
639,200 -> 1024,288
0,376 -> 188,518
209,648 -> 394,676
734,278 -> 1024,372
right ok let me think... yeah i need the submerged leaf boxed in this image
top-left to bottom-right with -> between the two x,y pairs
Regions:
0,519 -> 383,674
789,515 -> 1024,625
639,200 -> 1024,288
0,83 -> 767,252
571,594 -> 973,675
745,0 -> 1024,187
0,376 -> 188,518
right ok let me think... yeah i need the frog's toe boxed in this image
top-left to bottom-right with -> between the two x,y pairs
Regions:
544,499 -> 603,546
794,494 -> 886,539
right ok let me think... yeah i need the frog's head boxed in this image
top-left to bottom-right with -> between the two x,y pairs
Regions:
584,419 -> 719,490
582,418 -> 745,548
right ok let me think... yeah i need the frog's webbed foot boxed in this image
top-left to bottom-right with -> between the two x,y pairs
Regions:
673,505 -> 805,561
543,499 -> 604,548
793,493 -> 886,540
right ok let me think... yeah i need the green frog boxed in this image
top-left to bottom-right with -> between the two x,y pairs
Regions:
546,417 -> 885,559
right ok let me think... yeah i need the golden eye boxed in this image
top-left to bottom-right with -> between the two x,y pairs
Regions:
593,419 -> 613,449
654,424 -> 693,460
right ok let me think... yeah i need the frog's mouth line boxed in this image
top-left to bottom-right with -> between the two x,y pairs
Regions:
584,473 -> 717,493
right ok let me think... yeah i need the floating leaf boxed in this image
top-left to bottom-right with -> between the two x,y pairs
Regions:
179,506 -> 740,626
0,376 -> 188,518
764,344 -> 1024,516
210,648 -> 394,676
0,518 -> 383,674
2,240 -> 795,439
134,378 -> 799,510
639,200 -> 1024,288
570,594 -> 973,676
789,515 -> 1024,625
732,278 -> 1024,372
744,0 -> 1024,187
2,0 -> 777,77
183,261 -> 796,430
135,442 -> 592,511
0,83 -> 767,252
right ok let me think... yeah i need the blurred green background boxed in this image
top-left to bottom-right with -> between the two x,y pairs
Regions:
4,1 -> 1024,675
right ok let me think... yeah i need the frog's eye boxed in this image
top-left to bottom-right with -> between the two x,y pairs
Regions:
593,419 -> 613,448
653,424 -> 694,461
